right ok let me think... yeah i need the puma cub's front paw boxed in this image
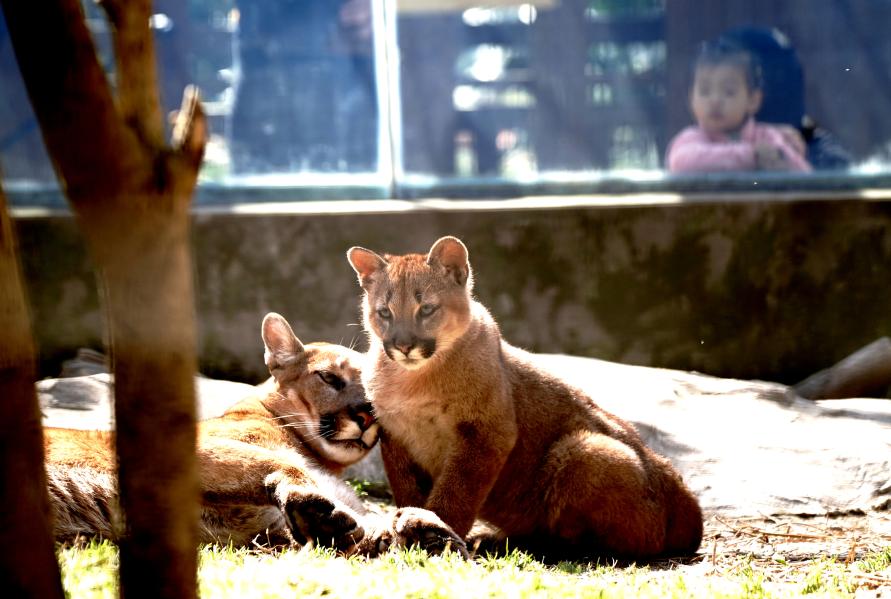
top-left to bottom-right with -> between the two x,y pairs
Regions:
350,523 -> 394,558
285,492 -> 365,552
392,507 -> 469,558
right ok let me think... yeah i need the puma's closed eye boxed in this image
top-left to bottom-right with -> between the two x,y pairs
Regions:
377,307 -> 392,319
316,371 -> 345,391
419,303 -> 439,317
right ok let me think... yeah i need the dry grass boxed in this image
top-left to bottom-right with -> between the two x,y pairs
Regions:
658,511 -> 891,596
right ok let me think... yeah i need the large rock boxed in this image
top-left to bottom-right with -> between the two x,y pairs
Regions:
38,373 -> 255,429
536,354 -> 891,517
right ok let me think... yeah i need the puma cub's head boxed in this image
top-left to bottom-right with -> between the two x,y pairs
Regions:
347,236 -> 473,370
261,312 -> 379,466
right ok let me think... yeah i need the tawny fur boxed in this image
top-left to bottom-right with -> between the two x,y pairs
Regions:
44,313 -> 466,556
348,236 -> 704,560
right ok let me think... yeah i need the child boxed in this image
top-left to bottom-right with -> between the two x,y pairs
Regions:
666,38 -> 811,173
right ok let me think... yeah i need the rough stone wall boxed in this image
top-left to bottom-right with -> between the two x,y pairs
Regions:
14,197 -> 891,387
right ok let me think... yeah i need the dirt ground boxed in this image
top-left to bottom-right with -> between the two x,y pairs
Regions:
365,492 -> 891,593
663,511 -> 891,594
365,490 -> 890,580
700,511 -> 891,563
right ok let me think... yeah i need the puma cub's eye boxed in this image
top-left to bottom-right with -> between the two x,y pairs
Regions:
377,307 -> 392,320
419,304 -> 438,317
316,371 -> 345,391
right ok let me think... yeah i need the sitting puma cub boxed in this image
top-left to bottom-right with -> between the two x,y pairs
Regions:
45,312 -> 465,556
347,236 -> 703,559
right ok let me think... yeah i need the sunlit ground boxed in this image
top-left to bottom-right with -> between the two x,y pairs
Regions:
58,515 -> 891,599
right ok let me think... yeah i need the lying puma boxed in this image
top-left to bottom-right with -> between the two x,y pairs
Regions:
45,312 -> 465,556
347,236 -> 703,560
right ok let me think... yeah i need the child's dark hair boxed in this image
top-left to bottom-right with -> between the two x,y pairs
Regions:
694,37 -> 763,90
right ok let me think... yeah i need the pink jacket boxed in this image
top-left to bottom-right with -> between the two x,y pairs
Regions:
666,119 -> 812,173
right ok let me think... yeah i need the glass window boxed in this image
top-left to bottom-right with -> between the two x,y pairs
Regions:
399,0 -> 667,180
3,0 -> 891,206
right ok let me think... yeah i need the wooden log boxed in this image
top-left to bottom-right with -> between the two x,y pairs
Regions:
794,337 -> 891,400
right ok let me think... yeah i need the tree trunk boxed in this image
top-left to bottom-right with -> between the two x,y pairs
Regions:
84,198 -> 202,599
0,184 -> 65,598
0,1 -> 206,597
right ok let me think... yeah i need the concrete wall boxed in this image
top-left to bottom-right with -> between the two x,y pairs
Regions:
14,194 -> 891,387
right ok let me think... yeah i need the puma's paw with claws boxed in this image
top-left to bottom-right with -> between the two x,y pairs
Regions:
392,507 -> 469,558
351,524 -> 394,558
285,492 -> 365,552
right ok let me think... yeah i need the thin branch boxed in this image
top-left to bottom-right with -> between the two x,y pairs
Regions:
714,516 -> 828,541
849,571 -> 891,585
171,85 -> 207,170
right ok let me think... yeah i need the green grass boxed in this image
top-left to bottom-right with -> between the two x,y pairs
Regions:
58,540 -> 118,599
57,541 -> 889,598
855,546 -> 891,574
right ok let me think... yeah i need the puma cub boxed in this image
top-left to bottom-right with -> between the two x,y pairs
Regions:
45,312 -> 465,556
347,236 -> 703,559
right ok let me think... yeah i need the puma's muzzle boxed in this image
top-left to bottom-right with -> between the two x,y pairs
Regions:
383,336 -> 437,368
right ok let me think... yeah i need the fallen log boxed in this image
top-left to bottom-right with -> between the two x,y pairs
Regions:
794,337 -> 891,400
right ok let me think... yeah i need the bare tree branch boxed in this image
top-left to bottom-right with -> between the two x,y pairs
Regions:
99,0 -> 165,150
0,0 -> 132,197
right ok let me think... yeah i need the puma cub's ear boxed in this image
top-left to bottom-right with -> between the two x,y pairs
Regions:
261,312 -> 305,376
427,236 -> 470,287
347,246 -> 388,289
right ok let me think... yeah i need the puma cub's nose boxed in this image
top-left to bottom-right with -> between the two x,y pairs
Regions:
394,341 -> 414,356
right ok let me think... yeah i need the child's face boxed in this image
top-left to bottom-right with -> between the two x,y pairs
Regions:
690,64 -> 763,136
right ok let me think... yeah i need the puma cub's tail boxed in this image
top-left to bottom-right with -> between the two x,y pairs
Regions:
663,470 -> 704,556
